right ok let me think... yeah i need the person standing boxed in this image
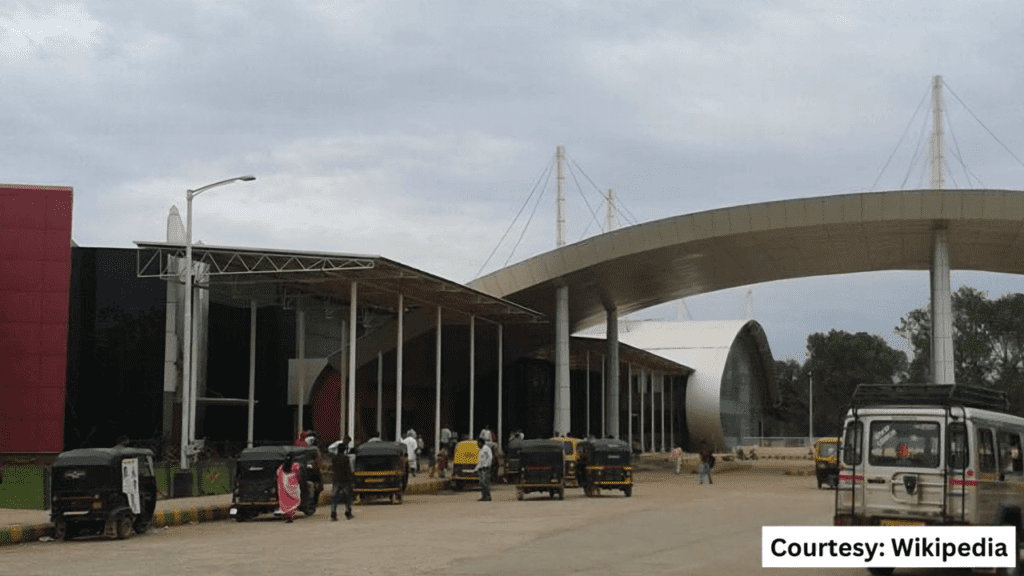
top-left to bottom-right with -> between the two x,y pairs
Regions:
671,446 -> 683,475
329,436 -> 354,521
402,432 -> 419,477
473,437 -> 493,501
698,447 -> 714,485
276,453 -> 302,523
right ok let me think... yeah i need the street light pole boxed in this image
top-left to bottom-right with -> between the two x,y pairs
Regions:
180,175 -> 255,471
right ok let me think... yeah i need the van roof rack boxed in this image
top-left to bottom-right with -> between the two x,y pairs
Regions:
851,384 -> 1009,412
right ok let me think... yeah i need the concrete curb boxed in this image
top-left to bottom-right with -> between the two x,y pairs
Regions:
0,480 -> 445,547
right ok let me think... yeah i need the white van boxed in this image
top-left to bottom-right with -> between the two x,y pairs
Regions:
834,384 -> 1024,574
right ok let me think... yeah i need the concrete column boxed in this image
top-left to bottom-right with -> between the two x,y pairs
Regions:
554,285 -> 571,436
247,300 -> 256,448
659,373 -> 665,452
600,353 -> 606,438
931,227 -> 955,385
435,306 -> 442,459
469,315 -> 475,437
348,283 -> 357,441
585,351 -> 590,437
640,368 -> 645,452
376,352 -> 383,434
296,302 -> 305,436
606,310 -> 619,439
627,363 -> 633,447
650,370 -> 655,452
396,292 -> 404,441
497,323 -> 504,448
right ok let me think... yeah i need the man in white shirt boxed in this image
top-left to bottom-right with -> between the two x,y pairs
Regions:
473,437 -> 493,501
403,432 -> 419,476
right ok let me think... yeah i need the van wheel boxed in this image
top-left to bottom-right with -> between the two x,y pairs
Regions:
133,516 -> 152,535
115,513 -> 134,540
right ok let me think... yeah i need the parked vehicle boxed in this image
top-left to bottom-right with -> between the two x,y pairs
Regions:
835,384 -> 1024,575
551,436 -> 584,488
516,439 -> 566,500
504,438 -> 523,484
353,441 -> 408,504
50,447 -> 158,540
814,437 -> 839,489
578,438 -> 633,497
230,445 -> 323,521
449,439 -> 481,491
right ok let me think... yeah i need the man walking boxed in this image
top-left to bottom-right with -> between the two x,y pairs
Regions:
329,435 -> 354,521
473,437 -> 493,501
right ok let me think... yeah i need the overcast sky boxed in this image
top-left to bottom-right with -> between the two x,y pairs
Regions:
4,1 -> 1023,364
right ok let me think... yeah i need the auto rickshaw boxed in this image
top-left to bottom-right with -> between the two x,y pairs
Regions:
449,439 -> 481,491
503,438 -> 523,484
813,437 -> 839,489
551,436 -> 584,487
516,439 -> 566,500
50,447 -> 158,540
230,445 -> 323,521
352,441 -> 408,504
578,438 -> 633,497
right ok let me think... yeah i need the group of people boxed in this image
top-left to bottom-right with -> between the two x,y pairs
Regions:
671,445 -> 716,484
274,429 -> 354,523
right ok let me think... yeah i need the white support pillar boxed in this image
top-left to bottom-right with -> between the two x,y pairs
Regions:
339,319 -> 346,442
396,292 -> 404,441
555,285 -> 570,436
649,370 -> 655,452
376,351 -> 383,434
669,376 -> 674,449
931,227 -> 955,385
435,306 -> 443,458
247,300 -> 257,448
297,301 -> 305,437
585,351 -> 590,437
606,310 -> 619,439
659,373 -> 666,452
348,283 -> 357,441
627,363 -> 633,448
497,323 -> 504,449
601,353 -> 606,439
469,314 -> 475,438
640,368 -> 645,452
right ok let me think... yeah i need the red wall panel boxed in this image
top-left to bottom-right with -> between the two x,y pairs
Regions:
0,184 -> 73,453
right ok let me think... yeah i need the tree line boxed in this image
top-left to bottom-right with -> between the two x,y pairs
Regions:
772,287 -> 1024,437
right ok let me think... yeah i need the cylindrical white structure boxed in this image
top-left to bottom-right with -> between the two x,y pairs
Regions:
497,323 -> 503,449
435,306 -> 442,458
931,228 -> 955,385
469,315 -> 475,437
296,303 -> 305,436
348,283 -> 357,441
395,292 -> 403,441
606,310 -> 619,439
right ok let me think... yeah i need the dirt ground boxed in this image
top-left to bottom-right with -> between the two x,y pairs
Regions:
0,460 -> 949,576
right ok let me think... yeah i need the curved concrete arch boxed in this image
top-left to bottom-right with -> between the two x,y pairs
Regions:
469,189 -> 1024,332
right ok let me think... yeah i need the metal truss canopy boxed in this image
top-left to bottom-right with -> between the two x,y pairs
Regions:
134,241 -> 545,324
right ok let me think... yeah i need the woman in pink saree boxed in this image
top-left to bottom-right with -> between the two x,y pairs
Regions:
276,453 -> 301,523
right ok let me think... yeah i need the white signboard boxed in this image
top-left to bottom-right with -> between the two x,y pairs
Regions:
121,458 -> 140,515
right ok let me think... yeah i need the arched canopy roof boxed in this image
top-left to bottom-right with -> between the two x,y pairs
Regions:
469,190 -> 1024,332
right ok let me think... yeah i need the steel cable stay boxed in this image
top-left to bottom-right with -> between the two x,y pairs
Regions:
942,78 -> 1024,173
900,110 -> 932,190
504,165 -> 552,267
566,153 -> 638,227
944,105 -> 985,188
475,159 -> 553,278
871,88 -> 929,191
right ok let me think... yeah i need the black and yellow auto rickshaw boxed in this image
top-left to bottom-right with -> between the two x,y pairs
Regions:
49,447 -> 158,540
449,439 -> 480,491
551,436 -> 584,488
503,438 -> 523,484
813,437 -> 839,489
230,445 -> 323,521
578,438 -> 633,497
353,441 -> 408,504
515,439 -> 566,500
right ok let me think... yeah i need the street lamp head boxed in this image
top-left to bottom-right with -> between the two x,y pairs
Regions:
239,175 -> 256,182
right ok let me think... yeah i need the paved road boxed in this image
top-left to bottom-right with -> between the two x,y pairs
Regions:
0,465 -> 958,575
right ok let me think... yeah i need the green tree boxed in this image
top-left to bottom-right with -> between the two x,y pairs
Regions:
896,287 -> 1024,412
770,359 -> 807,436
804,330 -> 908,436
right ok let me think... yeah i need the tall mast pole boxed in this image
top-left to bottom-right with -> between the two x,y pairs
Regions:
930,75 -> 945,190
556,145 -> 566,247
605,189 -> 619,233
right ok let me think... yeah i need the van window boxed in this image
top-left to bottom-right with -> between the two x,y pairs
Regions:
947,423 -> 968,470
997,430 -> 1023,474
842,421 -> 862,466
978,429 -> 997,473
869,421 -> 940,468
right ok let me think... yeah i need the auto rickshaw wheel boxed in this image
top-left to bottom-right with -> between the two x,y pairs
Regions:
53,520 -> 68,541
624,486 -> 632,497
115,513 -> 134,540
558,489 -> 565,500
133,516 -> 152,535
